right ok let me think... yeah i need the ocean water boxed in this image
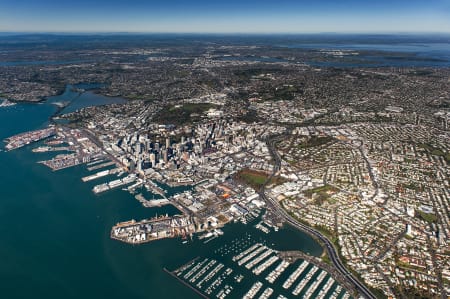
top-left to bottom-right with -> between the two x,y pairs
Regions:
0,60 -> 91,67
279,42 -> 450,67
0,96 -> 322,298
47,84 -> 126,115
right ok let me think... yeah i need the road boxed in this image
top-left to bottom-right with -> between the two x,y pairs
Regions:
260,133 -> 377,299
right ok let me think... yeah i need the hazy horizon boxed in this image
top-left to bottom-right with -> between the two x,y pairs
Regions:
1,0 -> 449,33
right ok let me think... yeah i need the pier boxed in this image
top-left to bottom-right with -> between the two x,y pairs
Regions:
4,127 -> 55,151
266,260 -> 290,283
243,281 -> 263,299
135,193 -> 171,208
278,250 -> 357,296
81,167 -> 121,182
245,248 -> 274,270
237,245 -> 266,266
292,265 -> 319,296
282,260 -> 309,289
163,268 -> 209,299
87,161 -> 115,171
111,215 -> 195,244
302,270 -> 327,298
92,174 -> 136,194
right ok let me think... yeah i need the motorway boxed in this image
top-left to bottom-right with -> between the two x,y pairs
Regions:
260,133 -> 378,299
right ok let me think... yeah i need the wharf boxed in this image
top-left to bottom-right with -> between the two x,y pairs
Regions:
135,193 -> 171,208
87,161 -> 115,171
146,180 -> 167,198
4,127 -> 56,151
93,174 -> 136,194
87,159 -> 106,166
32,146 -> 72,153
39,154 -> 92,171
111,215 -> 195,244
82,167 -> 121,182
278,251 -> 357,296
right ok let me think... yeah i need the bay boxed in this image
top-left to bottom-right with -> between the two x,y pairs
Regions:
0,95 -> 322,298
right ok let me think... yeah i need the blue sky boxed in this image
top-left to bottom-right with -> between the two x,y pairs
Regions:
0,0 -> 449,33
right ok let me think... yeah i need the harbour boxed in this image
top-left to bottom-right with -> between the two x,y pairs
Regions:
0,85 -> 337,298
167,233 -> 353,299
81,167 -> 122,182
4,126 -> 55,151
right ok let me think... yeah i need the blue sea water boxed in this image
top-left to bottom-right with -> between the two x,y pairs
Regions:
279,42 -> 450,67
0,60 -> 90,67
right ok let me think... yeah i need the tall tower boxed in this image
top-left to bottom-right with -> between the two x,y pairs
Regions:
150,153 -> 156,168
163,149 -> 168,163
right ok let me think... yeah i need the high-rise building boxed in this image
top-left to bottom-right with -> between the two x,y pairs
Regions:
135,142 -> 141,155
166,138 -> 170,149
163,149 -> 168,163
137,158 -> 142,172
150,153 -> 156,168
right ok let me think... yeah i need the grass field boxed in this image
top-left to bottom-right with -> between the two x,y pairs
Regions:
234,169 -> 270,190
153,103 -> 217,125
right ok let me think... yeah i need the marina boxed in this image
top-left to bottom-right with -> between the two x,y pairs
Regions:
252,255 -> 279,275
237,245 -> 267,266
265,260 -> 290,283
259,287 -> 273,299
292,265 -> 319,296
167,235 -> 352,299
242,281 -> 263,299
301,268 -> 327,298
135,193 -> 171,207
282,260 -> 309,289
317,277 -> 336,299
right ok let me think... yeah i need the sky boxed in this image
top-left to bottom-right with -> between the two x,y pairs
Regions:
0,0 -> 450,33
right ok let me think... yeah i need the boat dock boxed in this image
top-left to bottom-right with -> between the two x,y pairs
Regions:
237,245 -> 266,266
259,287 -> 273,299
86,158 -> 106,166
39,153 -> 93,171
302,270 -> 327,298
245,248 -> 274,270
232,243 -> 261,262
135,193 -> 171,208
166,239 -> 353,299
317,277 -> 335,299
266,260 -> 290,283
145,180 -> 167,198
163,268 -> 209,299
4,127 -> 56,151
292,265 -> 319,296
32,146 -> 71,153
93,174 -> 136,194
87,161 -> 115,171
252,255 -> 279,275
82,167 -> 121,182
111,215 -> 195,244
282,260 -> 309,289
243,281 -> 263,299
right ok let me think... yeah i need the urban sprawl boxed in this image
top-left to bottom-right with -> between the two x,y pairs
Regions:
1,39 -> 449,299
